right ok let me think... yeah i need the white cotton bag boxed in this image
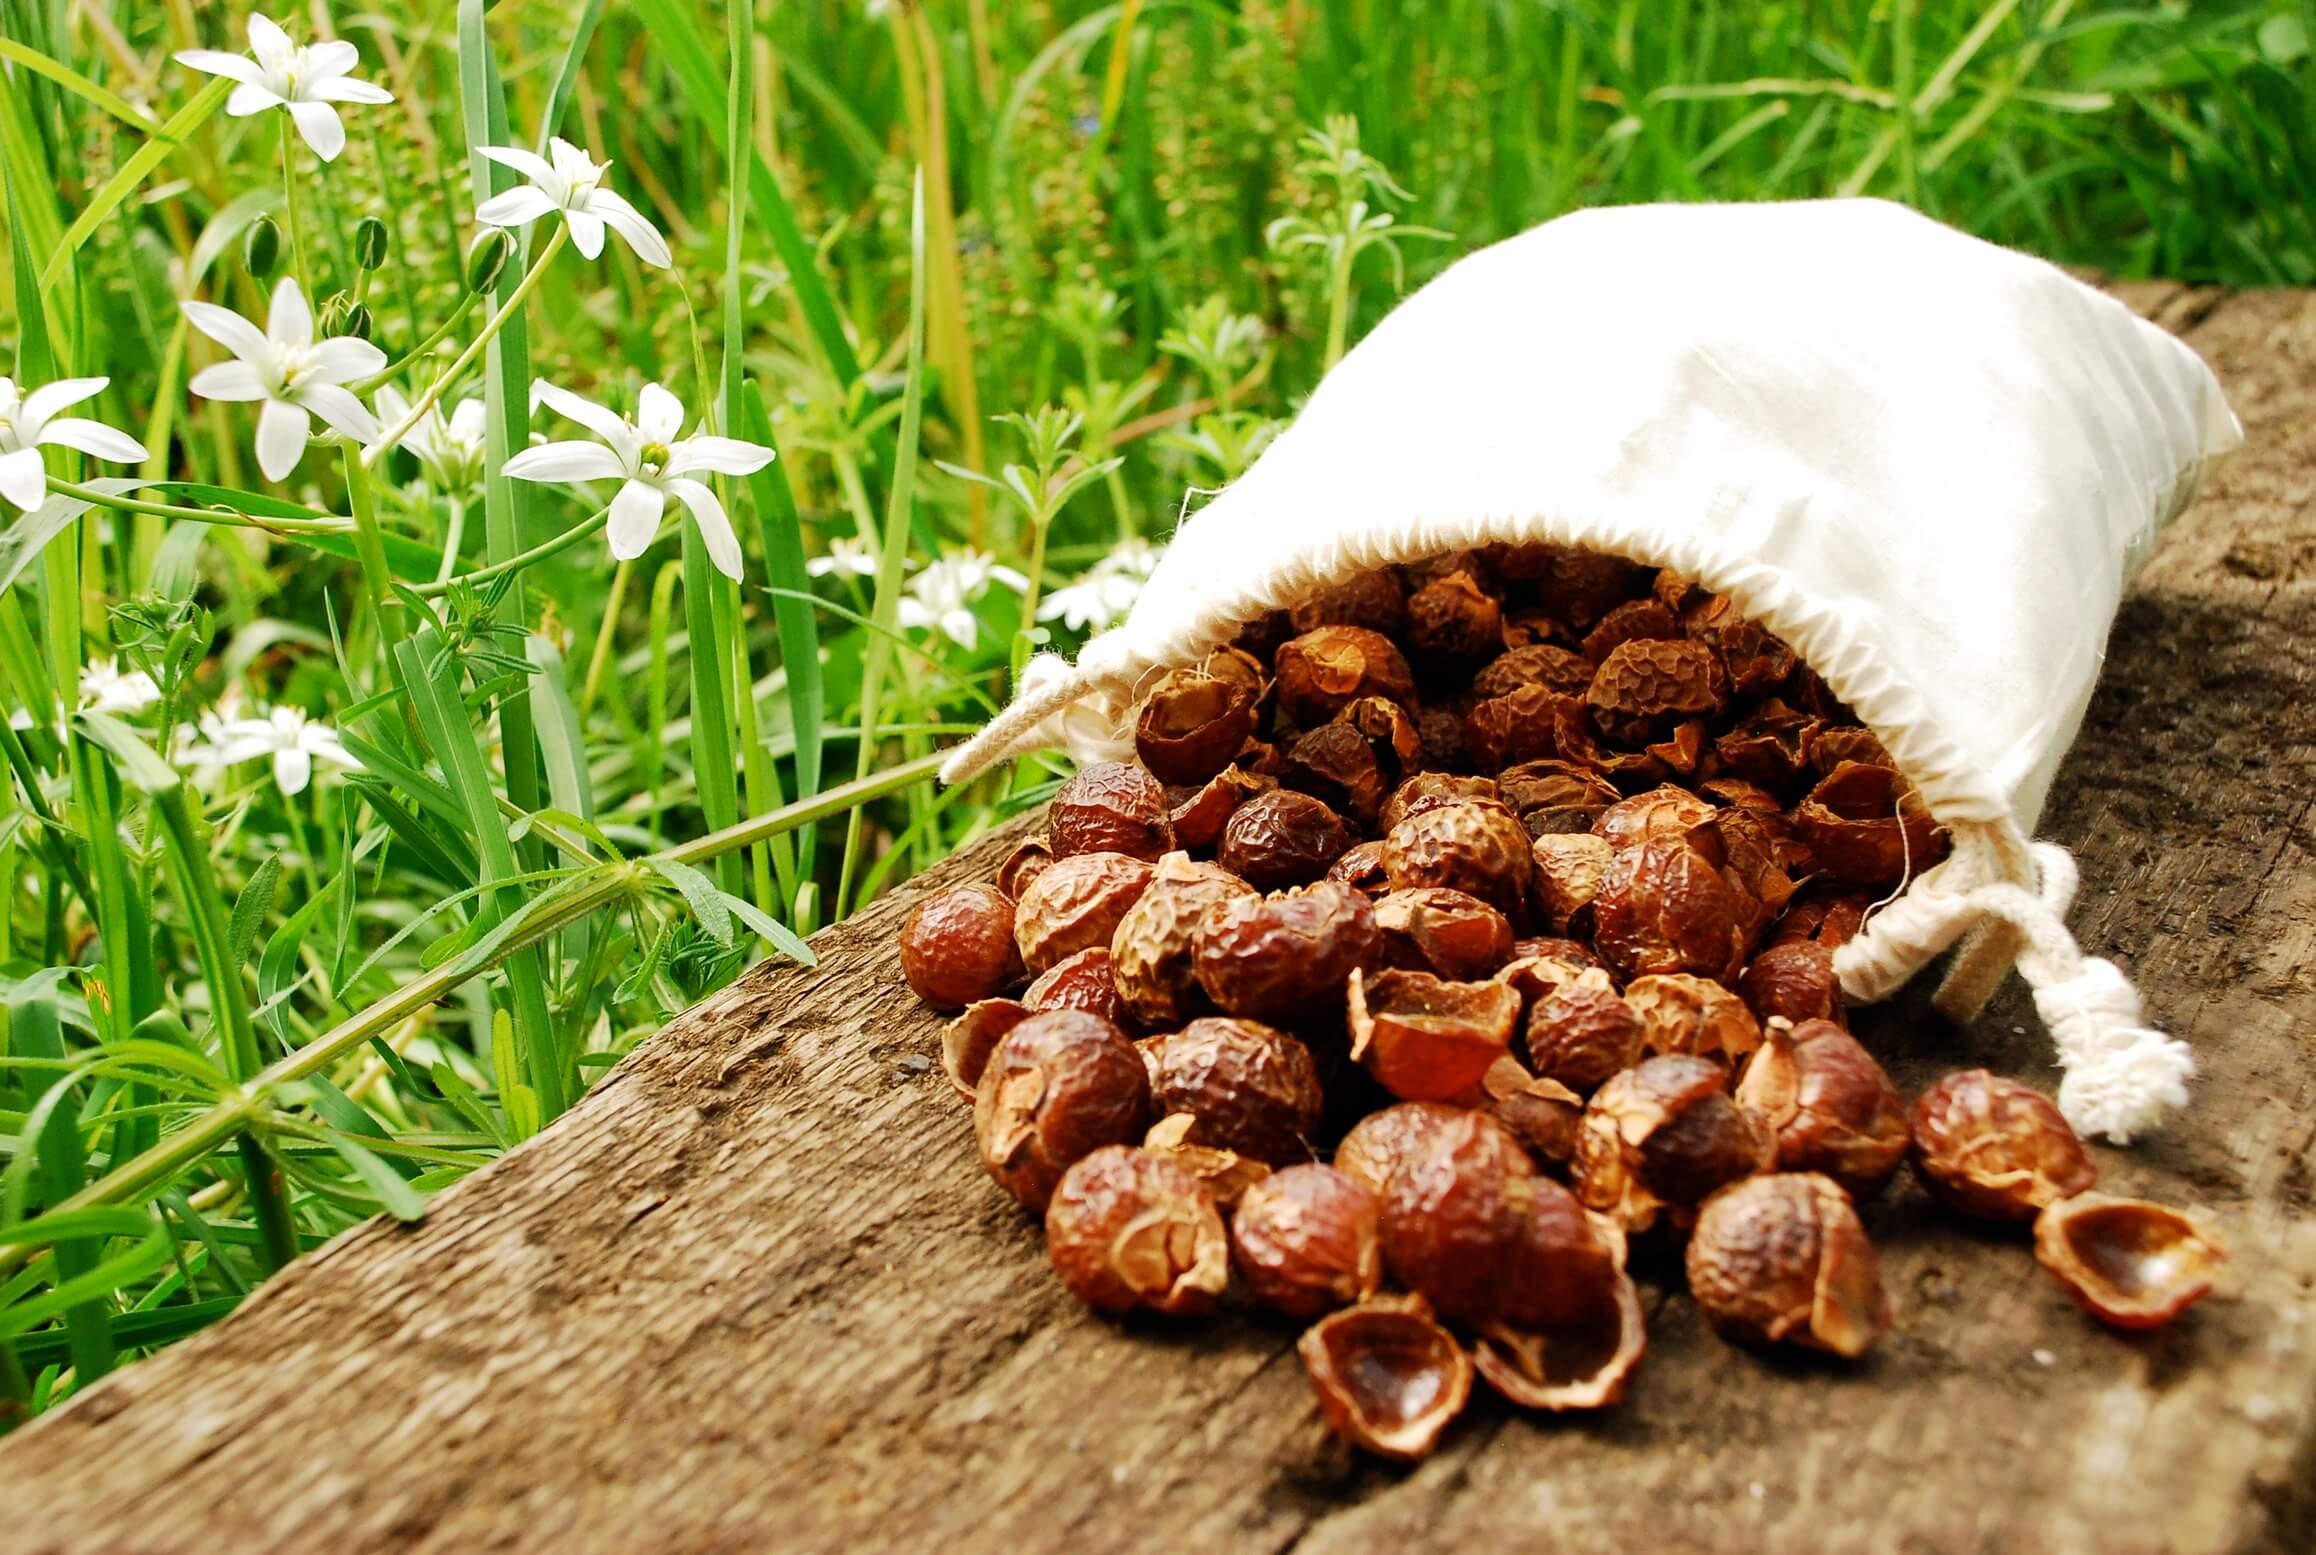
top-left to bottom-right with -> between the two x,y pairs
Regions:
941,198 -> 2242,1143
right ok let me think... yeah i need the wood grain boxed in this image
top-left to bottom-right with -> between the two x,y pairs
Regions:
2,291 -> 2312,1555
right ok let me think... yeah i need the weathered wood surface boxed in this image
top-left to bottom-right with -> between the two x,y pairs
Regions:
4,287 -> 2314,1555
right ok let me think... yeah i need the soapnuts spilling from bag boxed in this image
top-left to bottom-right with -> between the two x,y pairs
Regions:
898,550 -> 2225,1459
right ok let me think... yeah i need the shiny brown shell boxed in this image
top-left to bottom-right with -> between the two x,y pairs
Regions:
1522,968 -> 1645,1092
899,882 -> 1025,1010
1382,800 -> 1535,918
1531,833 -> 1613,936
2033,1192 -> 2224,1330
1909,1069 -> 2096,1221
974,1010 -> 1153,1213
1380,772 -> 1505,834
1686,1172 -> 1890,1357
1472,1268 -> 1647,1412
1134,670 -> 1261,786
1377,1109 -> 1538,1325
1044,1145 -> 1229,1317
941,998 -> 1030,1101
1585,638 -> 1728,743
1590,834 -> 1751,983
1049,760 -> 1175,861
1349,969 -> 1521,1103
1298,1294 -> 1473,1462
1373,887 -> 1515,981
1623,972 -> 1764,1068
1735,1020 -> 1909,1196
1108,853 -> 1258,1029
1472,643 -> 1594,701
1167,765 -> 1274,853
1792,761 -> 1947,889
1290,569 -> 1408,636
1143,1017 -> 1326,1166
1013,851 -> 1156,974
1191,880 -> 1381,1023
1574,1054 -> 1774,1232
1404,569 -> 1505,666
1230,1163 -> 1385,1318
1273,625 -> 1417,725
1217,788 -> 1357,890
1331,1101 -> 1474,1197
1737,940 -> 1846,1027
1142,1111 -> 1272,1208
1580,598 -> 1680,665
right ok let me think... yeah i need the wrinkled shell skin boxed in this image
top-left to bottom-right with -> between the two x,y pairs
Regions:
1378,1110 -> 1538,1325
1013,852 -> 1156,974
1735,1021 -> 1909,1195
1331,1101 -> 1473,1197
1192,881 -> 1381,1022
1109,854 -> 1258,1029
1473,643 -> 1594,701
975,1011 -> 1153,1213
1593,786 -> 1718,851
1586,638 -> 1728,743
2032,1193 -> 2225,1330
1534,547 -> 1644,629
995,836 -> 1055,901
1792,762 -> 1948,888
1590,835 -> 1751,982
1686,593 -> 1798,695
1582,598 -> 1681,664
1405,569 -> 1504,665
1218,789 -> 1358,890
1374,887 -> 1515,980
1686,1172 -> 1891,1357
1380,772 -> 1505,834
1144,1018 -> 1326,1165
1290,569 -> 1408,636
1143,1111 -> 1272,1207
1910,1069 -> 2096,1221
1463,684 -> 1581,770
1134,671 -> 1261,786
1324,839 -> 1394,896
1531,833 -> 1613,935
1623,973 -> 1764,1067
1738,941 -> 1846,1026
1575,1055 -> 1773,1231
1473,1267 -> 1647,1412
1024,947 -> 1132,1026
1524,969 -> 1646,1092
1383,801 -> 1535,918
941,999 -> 1029,1101
1049,761 -> 1176,861
1045,1146 -> 1230,1317
1482,1058 -> 1585,1167
900,883 -> 1025,1010
1230,1163 -> 1385,1318
1350,969 -> 1522,1102
1167,766 -> 1273,853
1284,698 -> 1421,825
1298,1294 -> 1473,1462
1273,626 -> 1417,725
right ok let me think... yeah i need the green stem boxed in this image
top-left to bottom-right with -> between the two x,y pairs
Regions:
279,116 -> 310,284
235,1134 -> 300,1273
410,506 -> 607,598
577,554 -> 632,720
340,443 -> 405,668
356,291 -> 482,393
362,224 -> 566,471
42,477 -> 350,534
1322,245 -> 1353,374
435,494 -> 469,586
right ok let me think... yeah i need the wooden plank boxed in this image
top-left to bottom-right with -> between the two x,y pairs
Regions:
4,291 -> 2314,1555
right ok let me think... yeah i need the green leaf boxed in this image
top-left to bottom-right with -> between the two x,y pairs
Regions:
41,77 -> 232,293
227,857 -> 284,974
72,712 -> 180,795
651,858 -> 733,948
318,1130 -> 427,1223
718,891 -> 817,967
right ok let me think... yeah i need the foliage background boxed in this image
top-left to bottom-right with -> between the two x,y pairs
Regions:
0,0 -> 2307,1423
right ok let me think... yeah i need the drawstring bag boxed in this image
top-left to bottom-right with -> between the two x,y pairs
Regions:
940,198 -> 2242,1144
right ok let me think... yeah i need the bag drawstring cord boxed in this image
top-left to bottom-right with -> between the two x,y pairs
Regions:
1835,838 -> 2193,1144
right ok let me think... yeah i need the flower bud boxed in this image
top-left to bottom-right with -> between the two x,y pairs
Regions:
337,301 -> 375,341
317,291 -> 353,337
466,228 -> 514,293
243,216 -> 282,280
353,216 -> 390,271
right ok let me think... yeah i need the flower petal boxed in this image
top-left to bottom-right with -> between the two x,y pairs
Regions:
19,376 -> 107,427
548,136 -> 599,184
308,336 -> 388,383
304,40 -> 359,80
37,418 -> 147,464
668,478 -> 743,580
226,82 -> 285,116
255,399 -> 313,482
267,276 -> 313,350
181,300 -> 270,361
248,14 -> 295,68
309,76 -> 393,105
941,609 -> 980,650
286,99 -> 346,161
564,208 -> 606,260
475,186 -> 556,229
665,434 -> 774,477
502,440 -> 626,483
591,190 -> 672,269
606,480 -> 665,560
0,448 -> 47,512
636,383 -> 685,444
477,143 -> 556,183
188,361 -> 267,402
274,746 -> 313,796
173,49 -> 265,85
531,382 -> 634,449
297,384 -> 381,444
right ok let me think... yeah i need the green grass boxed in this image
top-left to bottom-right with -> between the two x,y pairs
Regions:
0,0 -> 2306,1425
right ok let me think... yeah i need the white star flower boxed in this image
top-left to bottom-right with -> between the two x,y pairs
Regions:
174,14 -> 393,163
805,536 -> 884,579
474,137 -> 671,267
504,381 -> 773,581
184,277 -> 386,481
79,658 -> 162,716
373,387 -> 486,488
899,551 -> 1028,649
0,376 -> 148,513
1037,538 -> 1159,633
201,706 -> 361,796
